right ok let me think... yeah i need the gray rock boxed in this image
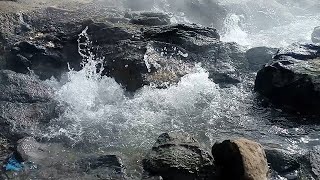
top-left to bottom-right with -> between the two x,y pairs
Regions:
129,12 -> 171,26
212,138 -> 269,180
246,46 -> 278,71
255,43 -> 320,115
265,148 -> 301,179
77,155 -> 127,180
143,132 -> 215,180
0,70 -> 58,140
0,70 -> 53,103
312,26 -> 320,44
310,146 -> 320,179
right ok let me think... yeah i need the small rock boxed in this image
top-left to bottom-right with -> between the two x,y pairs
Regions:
312,26 -> 320,44
212,138 -> 269,180
129,12 -> 171,26
246,46 -> 278,71
265,148 -> 301,179
78,155 -> 126,179
143,132 -> 215,180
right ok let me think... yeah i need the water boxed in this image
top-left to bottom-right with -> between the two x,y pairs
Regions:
18,0 -> 320,179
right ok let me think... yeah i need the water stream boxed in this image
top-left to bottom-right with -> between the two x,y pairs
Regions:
20,0 -> 320,179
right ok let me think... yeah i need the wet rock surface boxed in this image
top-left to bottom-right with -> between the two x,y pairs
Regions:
246,46 -> 278,71
143,132 -> 215,180
255,43 -> 320,115
0,5 -> 249,91
312,26 -> 320,43
212,138 -> 269,180
0,70 -> 58,140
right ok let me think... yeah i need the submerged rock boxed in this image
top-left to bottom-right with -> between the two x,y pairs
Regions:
212,138 -> 269,180
312,26 -> 320,44
255,43 -> 320,115
143,132 -> 215,180
78,154 -> 126,179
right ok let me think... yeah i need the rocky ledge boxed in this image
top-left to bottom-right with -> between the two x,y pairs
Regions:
255,43 -> 320,115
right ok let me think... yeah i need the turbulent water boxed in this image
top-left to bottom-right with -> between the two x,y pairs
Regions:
24,0 -> 320,179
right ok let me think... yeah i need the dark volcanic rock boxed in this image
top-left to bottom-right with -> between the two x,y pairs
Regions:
255,43 -> 320,115
312,26 -> 320,44
212,138 -> 269,180
246,46 -> 278,71
143,132 -> 215,180
265,148 -> 301,179
1,5 -> 248,92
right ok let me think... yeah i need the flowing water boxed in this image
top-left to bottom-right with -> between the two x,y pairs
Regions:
19,0 -> 320,179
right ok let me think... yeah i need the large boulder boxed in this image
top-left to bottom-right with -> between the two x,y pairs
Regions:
143,132 -> 215,180
312,26 -> 320,44
255,43 -> 320,114
0,70 -> 59,140
212,138 -> 269,180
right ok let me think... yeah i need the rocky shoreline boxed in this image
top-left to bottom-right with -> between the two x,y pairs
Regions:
0,0 -> 320,179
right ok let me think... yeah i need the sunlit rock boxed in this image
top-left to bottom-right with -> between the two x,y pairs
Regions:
143,132 -> 215,180
255,43 -> 320,115
212,138 -> 269,180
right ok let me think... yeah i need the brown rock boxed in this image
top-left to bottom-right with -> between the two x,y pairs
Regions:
212,138 -> 269,180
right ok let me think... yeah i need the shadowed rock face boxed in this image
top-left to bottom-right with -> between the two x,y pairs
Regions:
255,43 -> 320,115
212,138 -> 268,180
143,132 -> 215,180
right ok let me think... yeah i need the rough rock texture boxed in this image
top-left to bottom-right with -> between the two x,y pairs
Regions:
77,155 -> 126,179
255,43 -> 320,114
212,138 -> 268,180
246,46 -> 278,71
310,146 -> 320,179
0,6 -> 249,91
143,132 -> 215,180
312,26 -> 320,44
0,70 -> 58,140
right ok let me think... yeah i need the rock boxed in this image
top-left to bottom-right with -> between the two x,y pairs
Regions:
246,46 -> 278,71
0,4 -> 248,92
128,12 -> 171,26
212,138 -> 269,180
255,43 -> 320,114
0,70 -> 59,140
0,70 -> 53,103
77,154 -> 126,179
17,137 -> 48,163
143,132 -> 215,180
310,146 -> 320,179
265,148 -> 301,179
312,26 -> 320,44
